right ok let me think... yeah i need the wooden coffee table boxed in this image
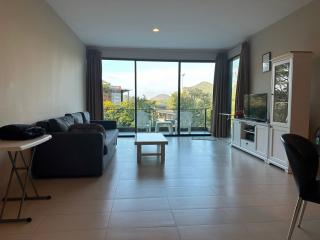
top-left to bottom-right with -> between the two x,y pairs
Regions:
134,133 -> 168,164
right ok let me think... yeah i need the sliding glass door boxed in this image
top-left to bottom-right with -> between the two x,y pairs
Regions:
136,61 -> 178,134
230,57 -> 240,117
180,62 -> 215,134
102,60 -> 135,134
102,59 -> 215,136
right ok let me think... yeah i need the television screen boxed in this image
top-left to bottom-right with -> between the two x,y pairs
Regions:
244,93 -> 268,122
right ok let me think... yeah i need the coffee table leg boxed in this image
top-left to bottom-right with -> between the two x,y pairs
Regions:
160,144 -> 165,164
137,144 -> 142,164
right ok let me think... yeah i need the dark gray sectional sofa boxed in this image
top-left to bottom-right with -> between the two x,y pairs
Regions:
31,112 -> 118,178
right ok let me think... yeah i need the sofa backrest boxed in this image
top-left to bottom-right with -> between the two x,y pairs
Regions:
36,111 -> 92,133
65,111 -> 91,124
36,115 -> 75,133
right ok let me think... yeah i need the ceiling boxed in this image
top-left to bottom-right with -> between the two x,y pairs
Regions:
46,0 -> 312,50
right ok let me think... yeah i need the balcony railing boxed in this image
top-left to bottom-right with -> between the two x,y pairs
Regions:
104,108 -> 212,134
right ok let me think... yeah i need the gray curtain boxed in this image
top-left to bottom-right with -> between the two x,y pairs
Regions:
235,41 -> 250,113
86,49 -> 103,120
211,52 -> 229,137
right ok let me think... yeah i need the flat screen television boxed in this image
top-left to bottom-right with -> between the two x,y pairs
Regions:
244,93 -> 268,122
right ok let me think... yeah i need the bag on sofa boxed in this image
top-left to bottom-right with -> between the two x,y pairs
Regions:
0,124 -> 46,140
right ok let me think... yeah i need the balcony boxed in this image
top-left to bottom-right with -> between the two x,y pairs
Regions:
104,108 -> 212,136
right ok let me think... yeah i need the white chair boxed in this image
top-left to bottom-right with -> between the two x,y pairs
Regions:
180,112 -> 192,134
137,110 -> 151,132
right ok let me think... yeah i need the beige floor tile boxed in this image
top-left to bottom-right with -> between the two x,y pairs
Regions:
296,219 -> 320,239
109,211 -> 175,228
178,223 -> 251,240
106,227 -> 179,240
166,186 -> 216,197
0,215 -> 43,236
173,208 -> 226,226
0,234 -> 33,240
115,187 -> 167,199
223,206 -> 292,224
34,213 -> 109,233
112,198 -> 170,211
31,230 -> 107,240
212,183 -> 263,196
19,199 -> 113,217
299,202 -> 320,220
245,221 -> 317,240
168,196 -> 224,209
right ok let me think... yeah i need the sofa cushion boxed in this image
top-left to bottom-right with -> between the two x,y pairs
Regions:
69,123 -> 106,137
105,129 -> 119,145
65,112 -> 84,124
81,112 -> 91,124
49,115 -> 75,132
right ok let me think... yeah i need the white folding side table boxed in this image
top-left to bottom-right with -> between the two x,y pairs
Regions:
0,134 -> 52,223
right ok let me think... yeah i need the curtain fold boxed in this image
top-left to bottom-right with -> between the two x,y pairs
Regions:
86,49 -> 103,120
235,41 -> 250,113
211,52 -> 229,138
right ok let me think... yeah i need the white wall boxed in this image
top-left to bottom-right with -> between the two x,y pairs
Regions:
249,0 -> 320,136
0,0 -> 86,193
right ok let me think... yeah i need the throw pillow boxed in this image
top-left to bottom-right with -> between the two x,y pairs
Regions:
49,115 -> 75,132
81,112 -> 91,124
66,113 -> 83,124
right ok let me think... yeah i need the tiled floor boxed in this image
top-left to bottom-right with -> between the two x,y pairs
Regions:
1,137 -> 320,239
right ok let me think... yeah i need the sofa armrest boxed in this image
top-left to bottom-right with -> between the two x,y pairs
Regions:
91,120 -> 117,130
32,132 -> 104,178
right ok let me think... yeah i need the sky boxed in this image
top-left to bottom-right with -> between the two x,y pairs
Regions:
102,60 -> 215,99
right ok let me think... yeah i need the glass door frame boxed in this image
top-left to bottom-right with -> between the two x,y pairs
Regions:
102,58 -> 215,137
228,55 -> 240,137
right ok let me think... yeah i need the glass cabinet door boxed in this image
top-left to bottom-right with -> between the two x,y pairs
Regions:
272,62 -> 290,124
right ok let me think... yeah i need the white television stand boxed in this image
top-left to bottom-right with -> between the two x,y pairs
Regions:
231,118 -> 270,162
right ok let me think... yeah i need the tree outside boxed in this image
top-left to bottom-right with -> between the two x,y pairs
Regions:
103,80 -> 213,130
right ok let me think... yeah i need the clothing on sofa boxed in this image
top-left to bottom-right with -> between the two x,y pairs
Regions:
0,124 -> 46,140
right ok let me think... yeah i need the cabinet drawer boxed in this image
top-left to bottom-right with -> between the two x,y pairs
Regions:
241,139 -> 255,151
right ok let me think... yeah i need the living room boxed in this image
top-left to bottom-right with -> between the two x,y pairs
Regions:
0,0 -> 320,239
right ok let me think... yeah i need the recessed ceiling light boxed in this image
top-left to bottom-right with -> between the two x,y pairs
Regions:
152,27 -> 160,32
